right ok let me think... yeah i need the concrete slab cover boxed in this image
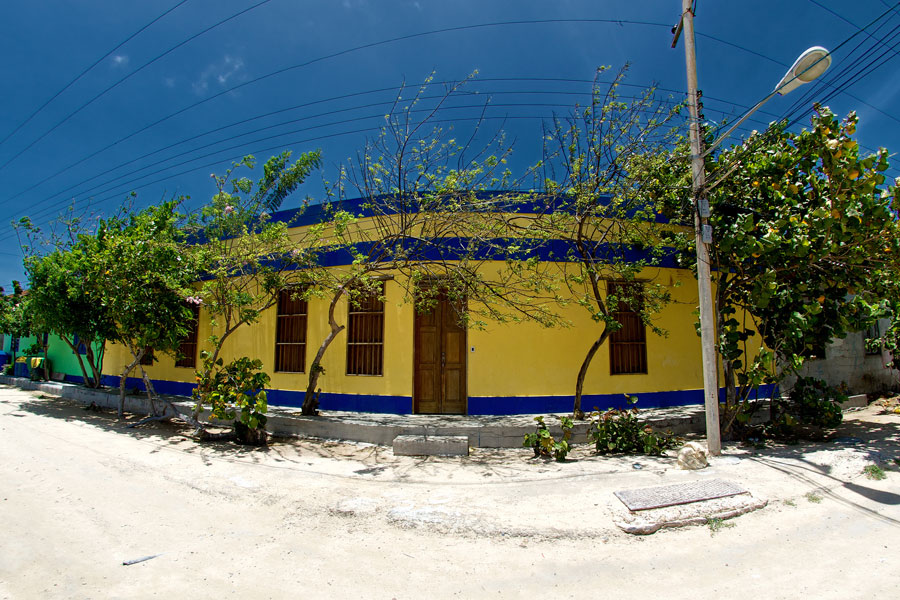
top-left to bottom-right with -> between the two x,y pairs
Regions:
393,434 -> 469,456
614,479 -> 748,511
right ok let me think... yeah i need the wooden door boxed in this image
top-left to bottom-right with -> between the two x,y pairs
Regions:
414,292 -> 467,414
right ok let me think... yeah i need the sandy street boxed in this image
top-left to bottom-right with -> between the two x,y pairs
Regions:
1,384 -> 899,599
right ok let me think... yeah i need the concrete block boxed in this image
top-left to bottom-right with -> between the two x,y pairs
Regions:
393,434 -> 469,456
840,394 -> 868,410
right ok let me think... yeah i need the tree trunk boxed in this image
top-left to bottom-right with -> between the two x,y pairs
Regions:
573,328 -> 611,418
62,336 -> 92,388
302,289 -> 347,416
87,341 -> 106,388
118,348 -> 144,420
139,365 -> 159,417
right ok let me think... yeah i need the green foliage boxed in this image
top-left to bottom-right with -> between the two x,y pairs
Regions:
706,517 -> 735,535
643,106 -> 900,434
16,212 -> 116,387
523,415 -> 574,461
193,353 -> 270,432
784,376 -> 846,429
805,492 -> 823,503
863,464 -> 886,481
587,396 -> 677,456
22,342 -> 44,355
518,66 -> 684,414
97,200 -> 198,361
186,151 -> 321,421
865,297 -> 900,371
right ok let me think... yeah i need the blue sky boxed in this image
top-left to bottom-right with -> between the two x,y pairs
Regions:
1,0 -> 899,290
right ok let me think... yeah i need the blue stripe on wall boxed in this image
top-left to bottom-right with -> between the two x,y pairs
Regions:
467,384 -> 778,415
70,373 -> 777,416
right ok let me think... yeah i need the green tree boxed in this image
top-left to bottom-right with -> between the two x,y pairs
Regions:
187,150 -> 321,439
90,200 -> 199,421
298,76 -> 565,416
647,106 -> 900,434
16,212 -> 119,388
518,67 -> 685,416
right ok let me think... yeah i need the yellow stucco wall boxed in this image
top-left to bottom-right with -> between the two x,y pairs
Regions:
101,262 -> 721,403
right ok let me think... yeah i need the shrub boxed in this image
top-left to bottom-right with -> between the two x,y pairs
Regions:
523,415 -> 574,461
783,376 -> 846,429
587,395 -> 677,456
193,354 -> 270,446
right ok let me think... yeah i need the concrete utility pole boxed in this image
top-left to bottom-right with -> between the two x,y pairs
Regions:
673,0 -> 721,455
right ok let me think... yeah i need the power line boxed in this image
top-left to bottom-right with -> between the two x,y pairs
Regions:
0,0 -> 191,149
23,80 -> 690,213
0,18 -> 675,202
0,0 -> 276,174
5,95 -> 688,231
808,0 -> 900,59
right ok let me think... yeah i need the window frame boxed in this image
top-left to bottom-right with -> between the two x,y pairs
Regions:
608,280 -> 648,376
175,303 -> 201,368
346,281 -> 385,377
274,288 -> 308,373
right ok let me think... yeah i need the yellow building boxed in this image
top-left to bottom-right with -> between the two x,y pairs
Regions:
92,197 -> 774,415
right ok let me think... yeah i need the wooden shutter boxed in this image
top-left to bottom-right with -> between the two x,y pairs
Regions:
175,304 -> 201,368
609,281 -> 647,375
275,289 -> 308,372
347,282 -> 385,376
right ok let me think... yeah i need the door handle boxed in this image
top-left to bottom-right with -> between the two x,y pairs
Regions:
441,351 -> 445,368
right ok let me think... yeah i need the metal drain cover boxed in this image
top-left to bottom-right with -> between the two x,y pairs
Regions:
614,479 -> 748,511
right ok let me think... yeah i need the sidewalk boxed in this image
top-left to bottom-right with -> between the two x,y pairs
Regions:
0,374 -> 706,447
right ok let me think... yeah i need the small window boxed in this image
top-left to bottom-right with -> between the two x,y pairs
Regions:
275,289 -> 307,373
347,282 -> 385,376
140,348 -> 154,366
608,281 -> 647,375
175,304 -> 201,368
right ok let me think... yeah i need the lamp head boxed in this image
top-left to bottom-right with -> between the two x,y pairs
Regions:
775,46 -> 832,95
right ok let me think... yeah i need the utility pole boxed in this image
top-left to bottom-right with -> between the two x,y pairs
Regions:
673,0 -> 721,455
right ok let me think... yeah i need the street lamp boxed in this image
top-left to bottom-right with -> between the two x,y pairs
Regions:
705,46 -> 832,157
673,0 -> 831,456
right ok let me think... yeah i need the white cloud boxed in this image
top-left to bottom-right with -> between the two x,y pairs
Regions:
192,55 -> 245,95
111,55 -> 129,67
163,77 -> 176,88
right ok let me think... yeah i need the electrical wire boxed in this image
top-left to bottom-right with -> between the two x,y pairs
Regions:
21,84 -> 690,214
0,0 -> 277,173
0,0 -> 191,149
0,19 -> 675,201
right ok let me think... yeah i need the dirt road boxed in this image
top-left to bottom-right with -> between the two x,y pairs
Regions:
1,385 -> 898,599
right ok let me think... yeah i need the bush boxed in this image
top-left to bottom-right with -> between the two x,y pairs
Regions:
587,395 -> 677,456
523,415 -> 574,461
193,354 -> 270,446
784,377 -> 845,429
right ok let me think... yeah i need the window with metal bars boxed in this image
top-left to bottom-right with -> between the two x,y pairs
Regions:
608,281 -> 648,375
346,282 -> 385,376
175,303 -> 201,368
275,289 -> 307,373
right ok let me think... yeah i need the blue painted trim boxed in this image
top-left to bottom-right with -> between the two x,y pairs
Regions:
268,192 -> 674,229
60,373 -> 777,416
467,384 -> 779,415
265,388 -> 413,414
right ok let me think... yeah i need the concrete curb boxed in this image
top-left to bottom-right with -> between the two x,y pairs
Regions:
0,375 -> 706,448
